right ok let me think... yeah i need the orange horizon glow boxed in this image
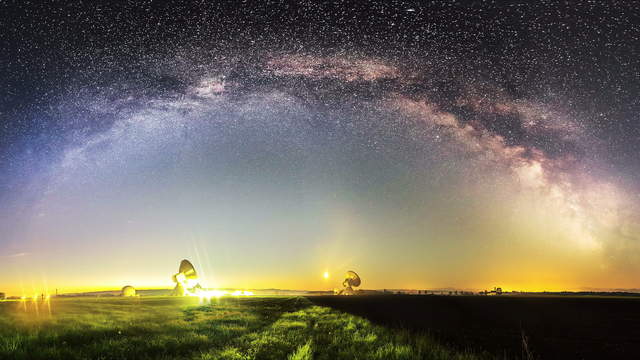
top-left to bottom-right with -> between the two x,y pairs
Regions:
3,279 -> 638,298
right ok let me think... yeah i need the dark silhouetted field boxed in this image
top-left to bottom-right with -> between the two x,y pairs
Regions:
0,296 -> 482,360
309,295 -> 640,359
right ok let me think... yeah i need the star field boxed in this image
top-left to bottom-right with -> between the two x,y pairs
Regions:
0,1 -> 639,294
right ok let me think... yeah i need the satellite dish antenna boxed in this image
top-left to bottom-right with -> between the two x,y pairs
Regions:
121,285 -> 136,297
178,260 -> 198,280
172,259 -> 202,296
339,270 -> 361,295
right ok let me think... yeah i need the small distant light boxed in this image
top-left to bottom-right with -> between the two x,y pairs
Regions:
323,271 -> 330,279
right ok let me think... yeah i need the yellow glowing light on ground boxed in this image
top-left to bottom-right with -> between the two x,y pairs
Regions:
323,271 -> 330,279
45,294 -> 52,316
191,289 -> 254,302
230,290 -> 254,296
194,290 -> 225,302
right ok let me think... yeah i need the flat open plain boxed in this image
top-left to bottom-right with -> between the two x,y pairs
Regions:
310,295 -> 640,359
0,296 -> 479,360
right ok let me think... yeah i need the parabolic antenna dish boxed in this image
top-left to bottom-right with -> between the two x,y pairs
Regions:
173,259 -> 202,296
345,271 -> 361,288
178,260 -> 198,280
338,270 -> 361,295
121,285 -> 136,297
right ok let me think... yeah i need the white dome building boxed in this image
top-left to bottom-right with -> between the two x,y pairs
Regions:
121,285 -> 136,297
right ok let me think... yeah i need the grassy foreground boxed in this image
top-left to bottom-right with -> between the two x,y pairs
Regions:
0,296 -> 482,360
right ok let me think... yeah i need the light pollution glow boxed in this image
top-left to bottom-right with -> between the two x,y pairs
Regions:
1,53 -> 639,297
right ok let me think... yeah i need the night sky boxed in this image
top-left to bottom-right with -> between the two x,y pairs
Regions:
1,1 -> 639,295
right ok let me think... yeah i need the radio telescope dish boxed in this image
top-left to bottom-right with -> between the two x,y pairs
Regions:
345,271 -> 361,287
172,259 -> 202,296
179,260 -> 198,280
121,285 -> 136,297
339,270 -> 361,295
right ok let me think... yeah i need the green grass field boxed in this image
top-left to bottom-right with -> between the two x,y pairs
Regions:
0,296 -> 482,360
